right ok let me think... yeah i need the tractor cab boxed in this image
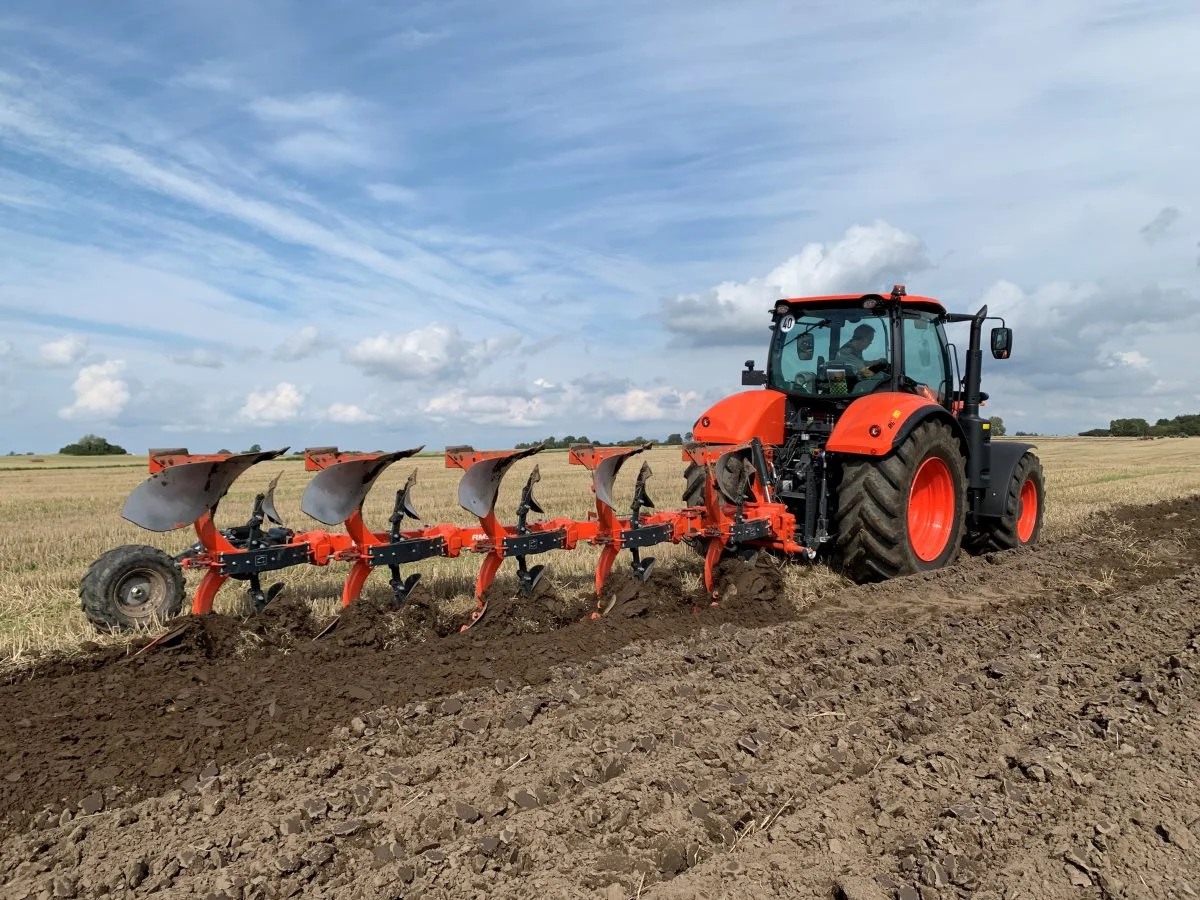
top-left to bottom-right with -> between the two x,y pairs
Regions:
749,287 -> 955,409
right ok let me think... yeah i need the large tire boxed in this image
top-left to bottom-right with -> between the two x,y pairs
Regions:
681,461 -> 711,557
835,419 -> 967,582
964,451 -> 1045,554
80,545 -> 186,632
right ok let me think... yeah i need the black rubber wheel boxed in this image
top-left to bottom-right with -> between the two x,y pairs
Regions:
80,545 -> 186,632
682,461 -> 706,507
964,451 -> 1045,554
681,462 -> 709,557
834,419 -> 967,582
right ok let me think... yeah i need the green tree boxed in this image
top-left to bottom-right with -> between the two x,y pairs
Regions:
1109,418 -> 1150,437
665,433 -> 683,445
59,434 -> 129,456
244,443 -> 263,453
987,416 -> 1006,436
1078,428 -> 1111,437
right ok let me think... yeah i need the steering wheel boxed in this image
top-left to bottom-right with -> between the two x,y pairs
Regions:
789,373 -> 816,393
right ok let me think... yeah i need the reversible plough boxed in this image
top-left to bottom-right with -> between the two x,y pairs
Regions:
82,439 -> 795,634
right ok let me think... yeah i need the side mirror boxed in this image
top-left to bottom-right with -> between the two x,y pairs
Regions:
990,327 -> 1012,360
795,333 -> 814,360
741,359 -> 767,386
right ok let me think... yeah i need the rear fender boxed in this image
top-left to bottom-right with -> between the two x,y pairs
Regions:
826,394 -> 965,458
978,442 -> 1036,518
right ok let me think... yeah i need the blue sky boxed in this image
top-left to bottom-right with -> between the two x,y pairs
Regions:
1,0 -> 1199,452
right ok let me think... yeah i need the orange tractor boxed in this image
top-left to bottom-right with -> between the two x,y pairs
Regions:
80,285 -> 1043,632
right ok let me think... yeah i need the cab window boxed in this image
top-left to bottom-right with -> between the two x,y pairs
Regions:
902,313 -> 950,402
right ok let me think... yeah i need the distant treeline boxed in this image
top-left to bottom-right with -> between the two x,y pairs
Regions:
1079,414 -> 1200,438
515,433 -> 686,450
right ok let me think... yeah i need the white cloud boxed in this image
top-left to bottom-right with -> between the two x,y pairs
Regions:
420,388 -> 554,428
0,339 -> 12,358
1105,350 -> 1151,371
38,334 -> 89,367
367,183 -> 418,205
344,323 -> 517,380
171,347 -> 224,369
272,325 -> 324,362
238,382 -> 306,423
326,402 -> 380,424
600,386 -> 702,423
58,360 -> 130,420
248,93 -> 357,123
269,132 -> 369,170
249,92 -> 372,171
660,221 -> 930,345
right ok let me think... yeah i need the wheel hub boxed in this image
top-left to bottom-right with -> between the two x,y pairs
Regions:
115,569 -> 166,614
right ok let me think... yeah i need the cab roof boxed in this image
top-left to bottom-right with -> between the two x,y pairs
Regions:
777,292 -> 947,315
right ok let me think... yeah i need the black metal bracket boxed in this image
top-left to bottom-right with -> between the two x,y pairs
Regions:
729,519 -> 771,544
219,544 -> 311,576
503,530 -> 567,557
621,523 -> 673,550
367,536 -> 447,567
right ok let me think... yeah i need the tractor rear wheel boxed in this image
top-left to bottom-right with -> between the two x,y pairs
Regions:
835,419 -> 967,582
964,451 -> 1045,553
80,545 -> 186,632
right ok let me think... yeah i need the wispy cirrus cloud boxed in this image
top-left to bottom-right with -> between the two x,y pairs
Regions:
1,0 -> 1199,452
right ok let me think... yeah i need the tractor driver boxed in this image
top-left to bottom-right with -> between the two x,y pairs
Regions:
833,323 -> 888,378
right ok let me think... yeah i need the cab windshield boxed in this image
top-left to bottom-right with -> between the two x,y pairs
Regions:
768,308 -> 892,397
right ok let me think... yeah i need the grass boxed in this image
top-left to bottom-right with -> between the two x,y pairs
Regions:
2,436 -> 1199,662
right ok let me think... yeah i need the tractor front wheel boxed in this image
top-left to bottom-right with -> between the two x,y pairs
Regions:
964,451 -> 1045,554
80,545 -> 186,632
835,420 -> 967,582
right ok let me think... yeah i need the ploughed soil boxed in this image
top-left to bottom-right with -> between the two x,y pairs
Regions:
3,497 -> 1200,899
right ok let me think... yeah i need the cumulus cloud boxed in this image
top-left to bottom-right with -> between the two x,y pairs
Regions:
38,334 -> 89,367
419,376 -> 706,430
272,325 -> 324,362
978,279 -> 1199,380
238,382 -> 306,423
419,388 -> 555,428
660,221 -> 931,346
326,402 -> 380,424
58,360 -> 130,420
171,347 -> 224,369
344,323 -> 517,380
601,386 -> 702,423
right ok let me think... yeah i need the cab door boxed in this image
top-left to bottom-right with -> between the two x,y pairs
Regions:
901,312 -> 953,408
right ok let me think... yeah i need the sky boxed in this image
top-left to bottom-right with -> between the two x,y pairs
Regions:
2,0 -> 1199,454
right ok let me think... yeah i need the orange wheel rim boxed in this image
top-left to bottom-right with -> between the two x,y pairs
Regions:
1017,478 -> 1038,542
908,456 -> 955,562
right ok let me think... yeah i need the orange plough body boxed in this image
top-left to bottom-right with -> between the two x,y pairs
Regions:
141,439 -> 814,622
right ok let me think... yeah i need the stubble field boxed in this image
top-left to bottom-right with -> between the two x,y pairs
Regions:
2,436 -> 1200,898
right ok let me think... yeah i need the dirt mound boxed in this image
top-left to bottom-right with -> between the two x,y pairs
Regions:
478,576 -> 595,637
595,567 -> 690,618
710,552 -> 786,608
4,497 -> 1200,897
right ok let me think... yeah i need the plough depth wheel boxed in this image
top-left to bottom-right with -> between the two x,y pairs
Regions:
80,545 -> 186,632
